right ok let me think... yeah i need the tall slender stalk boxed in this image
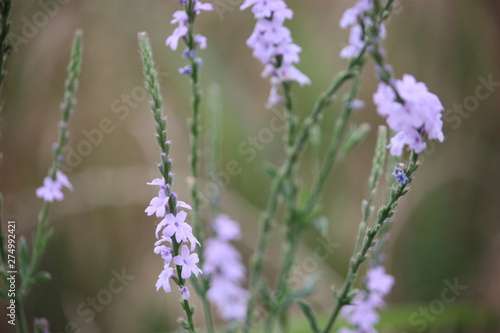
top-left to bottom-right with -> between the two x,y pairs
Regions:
271,66 -> 364,333
244,67 -> 357,332
180,2 -> 215,331
24,31 -> 83,292
322,152 -> 419,333
138,32 -> 198,333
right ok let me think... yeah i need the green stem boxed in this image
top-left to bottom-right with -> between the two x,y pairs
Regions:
180,3 -> 216,331
322,153 -> 419,333
244,68 -> 357,332
304,69 -> 362,219
188,55 -> 203,254
275,230 -> 300,332
139,32 -> 198,333
23,30 -> 83,296
268,81 -> 299,333
15,295 -> 28,333
24,201 -> 51,291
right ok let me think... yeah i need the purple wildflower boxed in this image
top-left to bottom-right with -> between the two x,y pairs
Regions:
366,266 -> 395,295
156,265 -> 174,293
340,266 -> 394,333
339,0 -> 373,29
207,277 -> 249,322
154,238 -> 173,264
204,215 -> 249,322
36,170 -> 73,202
145,188 -> 169,218
180,285 -> 190,300
339,0 -> 387,60
392,163 -> 409,184
373,74 -> 444,156
147,179 -> 200,294
178,65 -> 193,76
159,211 -> 200,250
241,0 -> 310,108
173,244 -> 203,279
212,214 -> 242,241
147,178 -> 166,187
166,2 -> 213,51
166,25 -> 188,51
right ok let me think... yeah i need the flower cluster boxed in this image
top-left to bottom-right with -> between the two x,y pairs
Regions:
146,178 -> 202,298
36,170 -> 73,202
203,214 -> 249,322
166,0 -> 213,75
339,0 -> 386,59
340,266 -> 395,333
373,74 -> 444,156
240,0 -> 310,108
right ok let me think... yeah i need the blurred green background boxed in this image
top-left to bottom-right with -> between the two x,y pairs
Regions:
1,0 -> 500,332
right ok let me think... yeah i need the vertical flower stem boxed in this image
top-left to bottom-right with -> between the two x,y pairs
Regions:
354,126 -> 387,254
138,32 -> 197,333
303,68 -> 363,218
267,80 -> 299,333
25,31 -> 83,290
271,61 -> 364,333
179,4 -> 217,332
322,152 -> 419,333
244,68 -> 357,332
15,296 -> 28,333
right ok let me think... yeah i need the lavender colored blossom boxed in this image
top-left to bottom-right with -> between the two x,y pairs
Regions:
154,238 -> 173,263
147,178 -> 166,187
373,74 -> 444,156
366,266 -> 394,295
340,266 -> 394,333
158,211 -> 200,250
339,0 -> 373,29
145,178 -> 192,218
147,177 -> 200,295
207,277 -> 249,322
180,285 -> 190,300
241,0 -> 310,108
204,215 -> 249,322
212,214 -> 242,241
36,170 -> 73,202
392,163 -> 409,184
166,24 -> 188,51
166,2 -> 213,51
173,244 -> 203,279
339,0 -> 387,60
156,265 -> 174,293
178,65 -> 193,76
145,188 -> 169,217
55,170 -> 73,191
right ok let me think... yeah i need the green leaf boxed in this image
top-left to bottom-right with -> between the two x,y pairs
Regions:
339,123 -> 371,158
262,162 -> 278,180
296,299 -> 320,333
18,236 -> 30,279
32,271 -> 51,285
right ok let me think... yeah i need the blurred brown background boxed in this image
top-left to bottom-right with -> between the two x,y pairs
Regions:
1,0 -> 500,332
